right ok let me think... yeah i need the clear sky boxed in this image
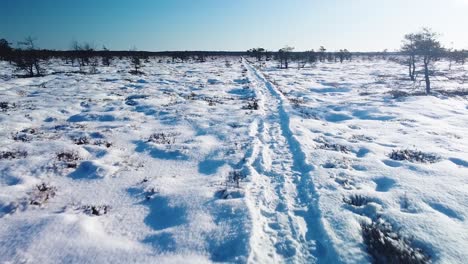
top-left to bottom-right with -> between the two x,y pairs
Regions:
1,0 -> 467,52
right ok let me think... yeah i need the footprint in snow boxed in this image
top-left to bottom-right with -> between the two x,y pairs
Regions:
356,147 -> 370,158
382,159 -> 402,168
449,157 -> 468,168
373,177 -> 397,192
427,202 -> 464,221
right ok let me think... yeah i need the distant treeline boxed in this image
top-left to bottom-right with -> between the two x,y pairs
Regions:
1,48 -> 407,59
1,34 -> 467,95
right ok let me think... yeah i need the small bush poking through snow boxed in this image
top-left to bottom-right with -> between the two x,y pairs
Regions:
242,99 -> 259,110
389,149 -> 441,163
0,102 -> 16,112
0,102 -> 9,111
144,187 -> 157,200
0,150 -> 27,160
318,142 -> 351,153
73,136 -> 90,145
289,97 -> 305,107
147,132 -> 177,145
349,134 -> 375,143
203,96 -> 222,106
215,170 -> 247,199
82,205 -> 110,216
30,183 -> 57,206
56,151 -> 81,168
362,219 -> 430,264
343,194 -> 368,207
322,158 -> 351,169
94,140 -> 112,148
12,128 -> 38,142
227,170 -> 246,188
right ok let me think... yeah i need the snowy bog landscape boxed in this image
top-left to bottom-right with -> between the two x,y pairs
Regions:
0,54 -> 467,263
4,0 -> 468,262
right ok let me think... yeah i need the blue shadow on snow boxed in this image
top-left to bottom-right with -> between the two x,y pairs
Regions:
134,140 -> 189,160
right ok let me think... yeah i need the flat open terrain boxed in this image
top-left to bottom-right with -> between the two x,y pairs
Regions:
1,57 -> 467,263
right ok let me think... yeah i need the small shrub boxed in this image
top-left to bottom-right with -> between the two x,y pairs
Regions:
203,96 -> 222,106
0,102 -> 16,112
144,187 -> 157,200
343,194 -> 368,207
349,134 -> 374,143
322,158 -> 351,169
389,149 -> 440,163
147,133 -> 177,145
82,205 -> 110,216
335,177 -> 356,190
12,128 -> 37,142
242,99 -> 259,110
184,92 -> 197,100
57,151 -> 80,162
362,219 -> 430,264
289,97 -> 305,106
30,183 -> 57,206
94,140 -> 112,148
0,102 -> 8,111
227,170 -> 245,188
296,107 -> 320,119
56,151 -> 80,168
73,136 -> 90,145
318,142 -> 351,153
0,150 -> 27,160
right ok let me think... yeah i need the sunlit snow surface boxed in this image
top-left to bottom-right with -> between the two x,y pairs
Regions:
0,58 -> 467,263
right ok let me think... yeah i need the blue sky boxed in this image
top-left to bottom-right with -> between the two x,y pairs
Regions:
1,0 -> 467,51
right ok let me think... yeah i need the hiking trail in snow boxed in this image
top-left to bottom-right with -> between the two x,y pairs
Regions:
243,60 -> 339,264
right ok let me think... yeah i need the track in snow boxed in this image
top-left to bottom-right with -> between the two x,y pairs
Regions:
243,60 -> 340,264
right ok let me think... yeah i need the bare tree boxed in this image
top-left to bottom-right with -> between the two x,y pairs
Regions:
343,49 -> 352,61
337,49 -> 351,63
319,46 -> 326,62
265,50 -> 272,61
101,46 -> 112,66
409,28 -> 444,94
0,38 -> 13,62
129,48 -> 144,74
327,52 -> 334,62
247,48 -> 266,61
72,41 -> 95,72
338,50 -> 345,63
14,37 -> 43,77
401,33 -> 417,81
294,52 -> 307,69
306,49 -> 317,64
277,46 -> 294,69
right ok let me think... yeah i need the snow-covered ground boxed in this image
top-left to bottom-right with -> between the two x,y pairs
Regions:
0,57 -> 467,263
